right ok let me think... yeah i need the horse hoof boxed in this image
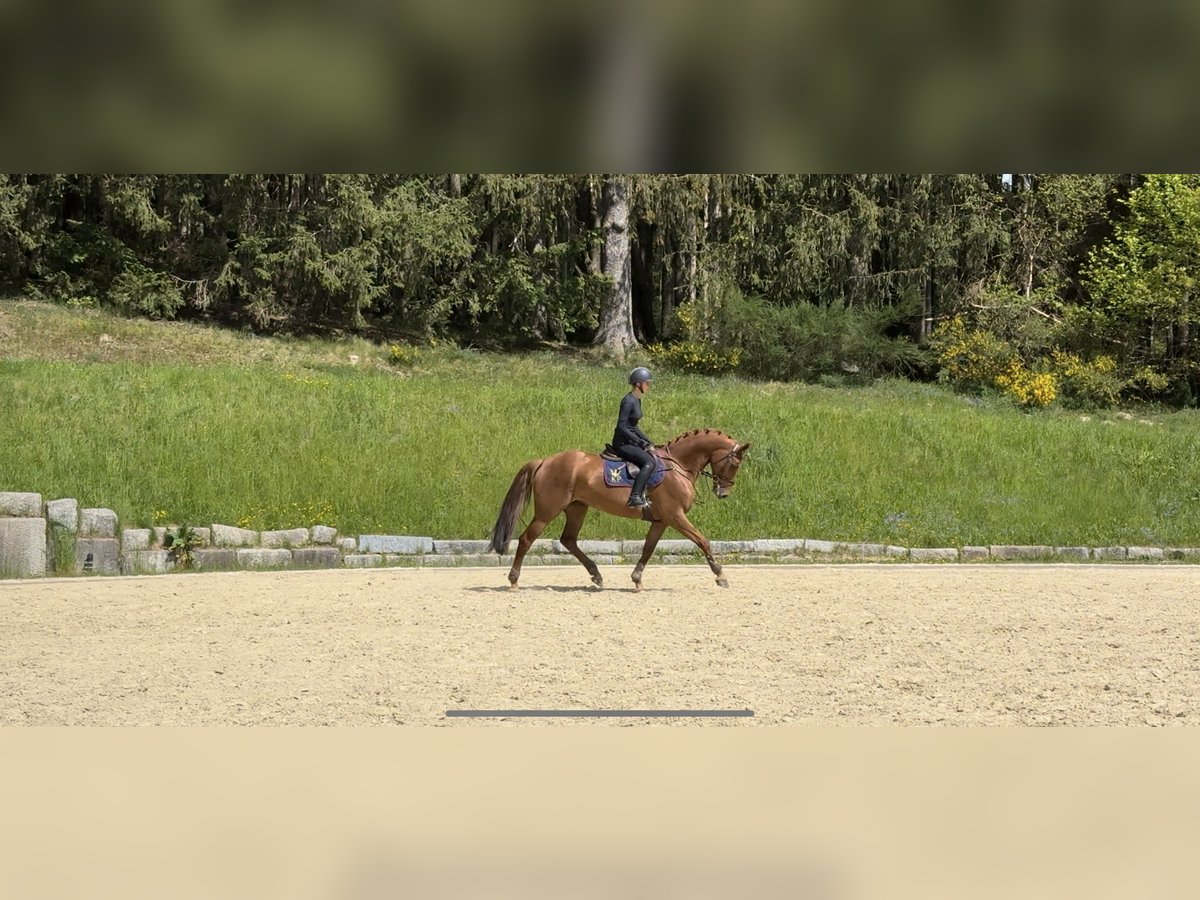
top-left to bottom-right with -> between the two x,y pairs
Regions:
507,582 -> 519,592
591,574 -> 604,588
716,577 -> 729,588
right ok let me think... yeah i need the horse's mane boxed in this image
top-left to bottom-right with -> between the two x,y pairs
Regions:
664,428 -> 733,447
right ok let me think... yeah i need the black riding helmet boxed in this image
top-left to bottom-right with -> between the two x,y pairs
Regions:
628,366 -> 652,385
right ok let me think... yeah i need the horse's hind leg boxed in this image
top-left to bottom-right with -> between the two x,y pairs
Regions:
508,516 -> 552,590
508,489 -> 569,590
559,501 -> 603,588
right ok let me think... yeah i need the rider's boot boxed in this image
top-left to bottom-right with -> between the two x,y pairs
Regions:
627,464 -> 654,508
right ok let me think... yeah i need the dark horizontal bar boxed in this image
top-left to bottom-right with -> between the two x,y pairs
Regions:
446,709 -> 754,718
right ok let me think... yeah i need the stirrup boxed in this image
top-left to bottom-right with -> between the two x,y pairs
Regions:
626,493 -> 651,508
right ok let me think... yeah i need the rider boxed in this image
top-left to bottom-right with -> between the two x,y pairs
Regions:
613,366 -> 657,508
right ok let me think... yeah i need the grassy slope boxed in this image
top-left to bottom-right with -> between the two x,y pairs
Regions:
3,299 -> 1200,546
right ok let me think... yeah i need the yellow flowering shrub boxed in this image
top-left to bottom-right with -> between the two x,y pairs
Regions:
931,316 -> 1018,390
934,317 -> 1063,407
673,301 -> 709,338
388,343 -> 418,367
646,340 -> 741,375
994,360 -> 1058,408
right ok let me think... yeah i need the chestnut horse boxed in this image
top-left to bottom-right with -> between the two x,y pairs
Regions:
488,429 -> 750,590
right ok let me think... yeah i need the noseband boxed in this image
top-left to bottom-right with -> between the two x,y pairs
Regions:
701,449 -> 740,490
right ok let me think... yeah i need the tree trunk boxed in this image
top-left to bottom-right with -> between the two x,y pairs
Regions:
632,216 -> 657,343
1182,315 -> 1197,400
531,237 -> 548,341
698,182 -> 710,307
1176,309 -> 1191,380
593,175 -> 638,355
686,212 -> 698,307
918,188 -> 933,342
582,178 -> 603,278
660,227 -> 676,337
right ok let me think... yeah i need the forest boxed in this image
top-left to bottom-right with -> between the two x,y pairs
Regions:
3,174 -> 1198,407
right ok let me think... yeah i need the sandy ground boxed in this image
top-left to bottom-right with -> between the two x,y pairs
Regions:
2,564 -> 1198,725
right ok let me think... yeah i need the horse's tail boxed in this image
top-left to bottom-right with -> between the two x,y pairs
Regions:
488,459 -> 543,555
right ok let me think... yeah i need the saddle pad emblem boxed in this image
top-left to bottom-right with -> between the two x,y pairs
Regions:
602,457 -> 667,489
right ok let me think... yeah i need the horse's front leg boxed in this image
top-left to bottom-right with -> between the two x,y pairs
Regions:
670,514 -> 728,588
630,520 -> 667,592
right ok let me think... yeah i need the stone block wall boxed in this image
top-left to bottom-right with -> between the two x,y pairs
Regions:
3,489 -> 1200,579
0,492 -> 47,578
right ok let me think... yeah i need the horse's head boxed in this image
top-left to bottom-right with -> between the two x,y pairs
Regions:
710,441 -> 751,498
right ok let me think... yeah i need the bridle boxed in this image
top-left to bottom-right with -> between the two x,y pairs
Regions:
659,446 -> 740,491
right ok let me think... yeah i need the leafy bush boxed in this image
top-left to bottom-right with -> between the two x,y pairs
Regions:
1051,350 -> 1122,408
163,525 -> 202,569
965,278 -> 1058,360
109,264 -> 185,318
660,278 -> 922,383
1129,365 -> 1172,397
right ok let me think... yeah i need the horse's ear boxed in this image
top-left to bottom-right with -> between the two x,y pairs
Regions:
736,442 -> 751,456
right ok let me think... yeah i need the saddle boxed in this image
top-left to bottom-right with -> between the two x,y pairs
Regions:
600,444 -> 668,489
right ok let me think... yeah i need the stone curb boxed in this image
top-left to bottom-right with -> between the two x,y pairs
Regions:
910,548 -> 958,561
236,548 -> 293,569
359,535 -> 434,554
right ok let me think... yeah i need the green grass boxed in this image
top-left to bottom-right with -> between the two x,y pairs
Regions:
4,298 -> 1200,546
